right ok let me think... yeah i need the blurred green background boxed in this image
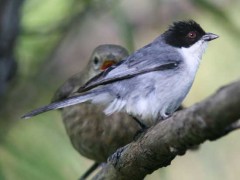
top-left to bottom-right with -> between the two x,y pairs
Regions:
0,0 -> 240,179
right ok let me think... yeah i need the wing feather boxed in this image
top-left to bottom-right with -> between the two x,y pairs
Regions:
78,42 -> 182,93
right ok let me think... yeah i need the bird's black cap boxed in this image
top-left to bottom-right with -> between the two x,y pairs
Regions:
163,20 -> 206,48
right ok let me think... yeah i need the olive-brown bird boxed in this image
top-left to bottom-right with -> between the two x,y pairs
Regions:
52,44 -> 140,179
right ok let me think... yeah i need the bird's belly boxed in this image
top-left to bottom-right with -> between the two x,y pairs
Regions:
62,103 -> 139,162
125,71 -> 194,126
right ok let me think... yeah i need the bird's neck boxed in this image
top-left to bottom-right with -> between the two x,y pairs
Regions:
179,40 -> 208,74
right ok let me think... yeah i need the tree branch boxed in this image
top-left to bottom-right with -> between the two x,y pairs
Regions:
93,79 -> 240,180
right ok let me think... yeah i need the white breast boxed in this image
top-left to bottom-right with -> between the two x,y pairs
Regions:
179,40 -> 208,75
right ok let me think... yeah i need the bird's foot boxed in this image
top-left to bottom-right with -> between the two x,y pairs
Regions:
161,112 -> 171,121
133,126 -> 148,141
130,116 -> 148,140
131,116 -> 147,129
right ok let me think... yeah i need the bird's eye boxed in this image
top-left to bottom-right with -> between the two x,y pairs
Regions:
93,57 -> 99,65
187,31 -> 197,39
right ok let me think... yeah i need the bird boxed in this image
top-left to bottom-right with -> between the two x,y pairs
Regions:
22,20 -> 219,128
52,44 -> 130,102
51,44 -> 141,179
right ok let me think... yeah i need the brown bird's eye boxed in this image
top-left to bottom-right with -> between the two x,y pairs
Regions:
93,57 -> 99,65
187,31 -> 197,39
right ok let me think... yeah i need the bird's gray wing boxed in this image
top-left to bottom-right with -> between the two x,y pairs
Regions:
78,43 -> 182,92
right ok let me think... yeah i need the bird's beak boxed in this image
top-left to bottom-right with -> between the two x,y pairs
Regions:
100,60 -> 116,70
202,33 -> 219,41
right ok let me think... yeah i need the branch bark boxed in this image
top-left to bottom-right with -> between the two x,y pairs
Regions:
93,79 -> 240,180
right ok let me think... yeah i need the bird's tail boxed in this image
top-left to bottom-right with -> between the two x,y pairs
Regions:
21,92 -> 96,119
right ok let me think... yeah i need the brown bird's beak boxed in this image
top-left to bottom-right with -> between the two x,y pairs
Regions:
100,60 -> 116,70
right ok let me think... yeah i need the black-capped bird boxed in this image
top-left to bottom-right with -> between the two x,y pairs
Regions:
23,20 -> 218,129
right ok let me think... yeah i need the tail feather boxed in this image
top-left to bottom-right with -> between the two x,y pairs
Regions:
21,93 -> 94,119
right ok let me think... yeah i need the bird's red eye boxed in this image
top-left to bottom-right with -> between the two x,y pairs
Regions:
187,31 -> 197,39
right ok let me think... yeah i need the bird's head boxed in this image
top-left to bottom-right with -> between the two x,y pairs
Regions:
163,20 -> 219,48
88,44 -> 129,76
